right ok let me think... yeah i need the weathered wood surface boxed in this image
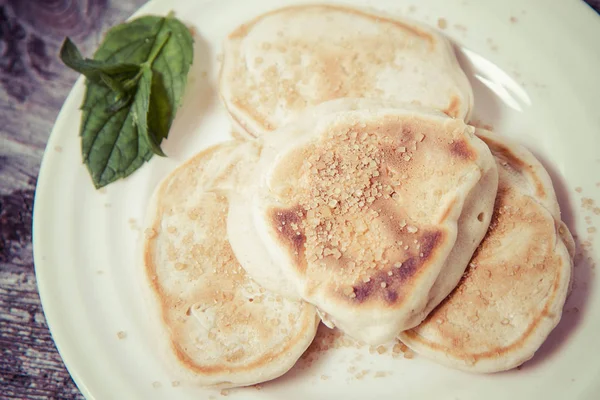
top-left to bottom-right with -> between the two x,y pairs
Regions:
0,1 -> 146,398
0,0 -> 598,399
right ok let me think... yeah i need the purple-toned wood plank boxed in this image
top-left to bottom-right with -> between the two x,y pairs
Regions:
0,1 -> 598,399
0,1 -> 145,398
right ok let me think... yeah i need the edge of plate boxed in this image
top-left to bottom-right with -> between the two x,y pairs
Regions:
31,0 -> 600,399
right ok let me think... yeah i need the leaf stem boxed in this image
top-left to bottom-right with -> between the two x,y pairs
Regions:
100,73 -> 126,93
145,31 -> 172,68
123,69 -> 144,91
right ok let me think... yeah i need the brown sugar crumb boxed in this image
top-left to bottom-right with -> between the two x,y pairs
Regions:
321,374 -> 330,380
117,331 -> 127,339
171,381 -> 180,387
254,384 -> 263,391
393,342 -> 407,354
575,187 -> 583,193
581,198 -> 596,211
174,262 -> 188,271
355,370 -> 370,380
403,348 -> 415,359
376,345 -> 387,354
144,228 -> 156,239
588,227 -> 597,234
220,389 -> 230,396
297,326 -> 363,368
54,145 -> 63,152
437,18 -> 448,29
510,16 -> 518,23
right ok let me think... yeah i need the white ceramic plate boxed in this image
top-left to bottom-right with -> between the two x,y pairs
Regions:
33,0 -> 600,398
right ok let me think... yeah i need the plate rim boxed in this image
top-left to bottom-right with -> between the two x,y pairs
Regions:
32,0 -> 600,399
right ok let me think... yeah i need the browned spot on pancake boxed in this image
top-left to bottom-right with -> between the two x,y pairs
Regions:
353,283 -> 374,302
449,139 -> 476,161
228,4 -> 434,45
352,230 -> 444,304
385,290 -> 399,303
443,96 -> 461,118
420,230 -> 444,259
482,137 -> 547,199
270,206 -> 307,273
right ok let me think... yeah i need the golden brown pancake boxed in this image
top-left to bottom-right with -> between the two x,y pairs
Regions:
399,130 -> 574,372
142,142 -> 318,388
227,99 -> 497,344
220,4 -> 473,137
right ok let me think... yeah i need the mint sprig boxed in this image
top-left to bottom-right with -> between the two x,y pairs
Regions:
60,13 -> 194,188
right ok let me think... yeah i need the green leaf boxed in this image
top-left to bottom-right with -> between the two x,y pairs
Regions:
147,69 -> 172,145
80,87 -> 151,188
94,14 -> 193,132
132,67 -> 165,156
72,13 -> 194,188
59,38 -> 140,90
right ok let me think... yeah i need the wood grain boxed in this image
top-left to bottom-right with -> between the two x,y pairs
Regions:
0,1 -> 598,399
0,1 -> 146,398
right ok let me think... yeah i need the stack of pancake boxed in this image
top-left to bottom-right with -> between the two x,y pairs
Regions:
142,5 -> 575,388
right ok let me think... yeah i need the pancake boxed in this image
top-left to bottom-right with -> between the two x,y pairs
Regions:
399,130 -> 575,373
220,4 -> 473,138
228,99 -> 497,344
142,142 -> 319,388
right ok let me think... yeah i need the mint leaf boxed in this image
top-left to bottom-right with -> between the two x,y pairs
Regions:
80,84 -> 153,188
59,38 -> 139,90
133,67 -> 165,156
65,13 -> 194,188
94,15 -> 193,133
147,69 -> 172,147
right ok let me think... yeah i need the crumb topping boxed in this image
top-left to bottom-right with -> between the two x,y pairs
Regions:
268,116 -> 474,305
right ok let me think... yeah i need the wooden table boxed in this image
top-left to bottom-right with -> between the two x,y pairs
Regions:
1,1 -> 598,398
